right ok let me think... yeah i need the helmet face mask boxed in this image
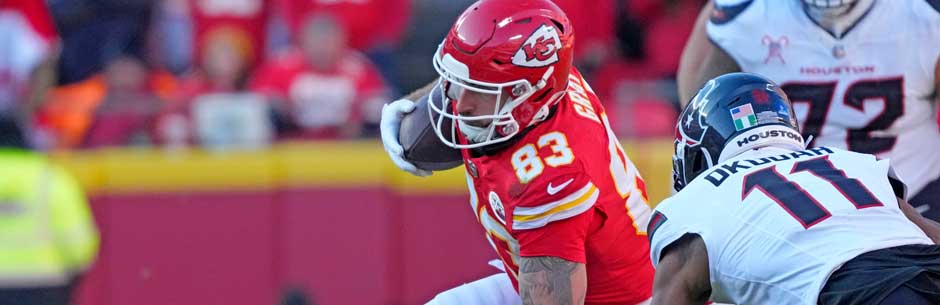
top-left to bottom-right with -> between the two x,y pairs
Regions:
431,50 -> 554,148
672,139 -> 715,192
428,0 -> 574,149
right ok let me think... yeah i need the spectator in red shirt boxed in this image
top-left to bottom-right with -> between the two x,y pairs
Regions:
276,0 -> 410,52
190,0 -> 270,71
178,30 -> 253,99
153,0 -> 271,75
82,56 -> 163,148
156,30 -> 273,150
250,13 -> 389,139
271,0 -> 411,93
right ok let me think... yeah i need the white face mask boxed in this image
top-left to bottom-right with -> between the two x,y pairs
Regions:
430,48 -> 555,149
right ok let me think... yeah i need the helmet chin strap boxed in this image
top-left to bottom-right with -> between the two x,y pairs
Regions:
804,0 -> 874,38
458,121 -> 492,143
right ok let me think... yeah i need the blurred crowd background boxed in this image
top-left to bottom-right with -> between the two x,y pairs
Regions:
2,0 -> 703,152
0,1 -> 703,305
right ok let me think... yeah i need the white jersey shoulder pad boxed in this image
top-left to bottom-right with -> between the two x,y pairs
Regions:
647,187 -> 708,268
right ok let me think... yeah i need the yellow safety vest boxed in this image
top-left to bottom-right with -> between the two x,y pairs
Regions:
0,149 -> 98,288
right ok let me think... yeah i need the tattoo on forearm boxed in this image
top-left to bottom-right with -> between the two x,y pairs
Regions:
518,256 -> 585,305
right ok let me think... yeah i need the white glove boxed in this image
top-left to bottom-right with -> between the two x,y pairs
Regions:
381,99 -> 432,177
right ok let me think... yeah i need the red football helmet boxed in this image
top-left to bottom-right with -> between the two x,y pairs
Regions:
430,0 -> 575,148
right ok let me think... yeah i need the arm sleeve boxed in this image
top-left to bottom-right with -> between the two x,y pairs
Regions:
515,205 -> 594,263
49,165 -> 99,272
511,170 -> 597,231
511,166 -> 597,263
648,202 -> 696,268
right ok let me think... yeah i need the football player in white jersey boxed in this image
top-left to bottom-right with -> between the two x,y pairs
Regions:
652,73 -> 940,305
676,0 -> 940,219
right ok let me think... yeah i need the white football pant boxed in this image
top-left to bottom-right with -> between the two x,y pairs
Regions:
425,273 -> 521,305
424,272 -> 656,305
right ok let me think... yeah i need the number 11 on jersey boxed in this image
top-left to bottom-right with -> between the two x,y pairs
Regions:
742,155 -> 884,229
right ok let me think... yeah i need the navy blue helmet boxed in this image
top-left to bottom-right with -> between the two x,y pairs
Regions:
673,73 -> 804,192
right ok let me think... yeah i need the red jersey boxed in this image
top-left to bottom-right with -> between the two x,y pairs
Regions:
277,0 -> 411,50
460,70 -> 654,305
249,49 -> 387,139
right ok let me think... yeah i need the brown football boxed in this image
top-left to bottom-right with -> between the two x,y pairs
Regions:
398,85 -> 463,171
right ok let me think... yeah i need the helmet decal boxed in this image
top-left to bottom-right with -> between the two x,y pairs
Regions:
512,24 -> 562,68
678,79 -> 717,146
672,73 -> 804,191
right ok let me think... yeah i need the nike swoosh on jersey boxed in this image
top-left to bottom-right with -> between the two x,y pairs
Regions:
547,178 -> 575,195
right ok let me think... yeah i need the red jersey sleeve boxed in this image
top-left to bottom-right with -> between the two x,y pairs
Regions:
511,160 -> 599,263
514,202 -> 595,263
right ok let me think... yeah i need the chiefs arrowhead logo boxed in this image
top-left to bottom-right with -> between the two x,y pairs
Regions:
512,24 -> 562,68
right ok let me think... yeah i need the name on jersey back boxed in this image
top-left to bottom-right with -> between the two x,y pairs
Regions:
704,146 -> 835,187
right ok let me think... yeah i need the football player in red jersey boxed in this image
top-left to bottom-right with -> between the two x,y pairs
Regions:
381,1 -> 655,304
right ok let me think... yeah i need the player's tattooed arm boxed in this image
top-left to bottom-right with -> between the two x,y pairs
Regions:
517,256 -> 587,305
651,234 -> 712,305
899,197 -> 940,244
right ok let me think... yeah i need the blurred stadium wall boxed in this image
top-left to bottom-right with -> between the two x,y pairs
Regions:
52,139 -> 672,305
